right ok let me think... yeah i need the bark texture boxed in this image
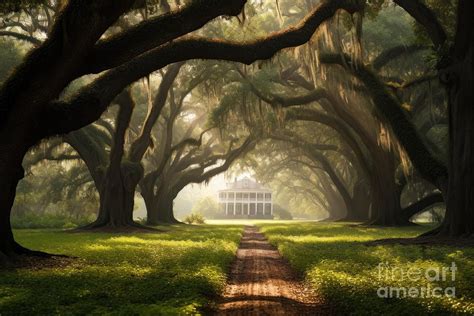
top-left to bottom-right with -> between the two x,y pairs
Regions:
433,0 -> 474,237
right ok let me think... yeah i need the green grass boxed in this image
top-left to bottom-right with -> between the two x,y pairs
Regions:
257,222 -> 474,315
4,221 -> 474,315
1,225 -> 243,315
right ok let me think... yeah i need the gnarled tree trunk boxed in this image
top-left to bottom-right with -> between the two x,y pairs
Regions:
143,188 -> 179,225
434,2 -> 474,237
339,180 -> 370,222
80,90 -> 144,230
0,163 -> 24,257
0,152 -> 57,259
319,174 -> 347,221
366,149 -> 408,226
85,163 -> 142,229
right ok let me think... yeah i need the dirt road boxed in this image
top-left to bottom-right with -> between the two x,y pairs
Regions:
217,226 -> 332,315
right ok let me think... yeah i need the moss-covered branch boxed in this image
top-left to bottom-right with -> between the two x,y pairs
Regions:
85,0 -> 247,73
393,0 -> 446,48
41,0 -> 363,137
320,53 -> 448,186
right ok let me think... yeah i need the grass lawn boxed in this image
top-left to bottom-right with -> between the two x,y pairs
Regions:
258,222 -> 474,315
0,225 -> 243,315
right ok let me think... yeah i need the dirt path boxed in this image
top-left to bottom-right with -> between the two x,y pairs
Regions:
217,226 -> 332,315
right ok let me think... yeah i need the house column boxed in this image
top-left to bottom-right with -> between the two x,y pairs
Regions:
233,191 -> 236,216
247,192 -> 250,216
254,191 -> 257,215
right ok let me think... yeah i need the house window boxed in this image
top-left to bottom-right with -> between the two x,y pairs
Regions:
249,204 -> 256,215
265,193 -> 271,201
228,192 -> 234,199
257,203 -> 263,215
236,203 -> 242,215
250,193 -> 256,200
227,203 -> 234,212
265,203 -> 271,215
257,193 -> 263,200
243,193 -> 249,199
236,193 -> 243,200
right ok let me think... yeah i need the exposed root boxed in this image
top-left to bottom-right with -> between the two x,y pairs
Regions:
335,218 -> 366,223
147,219 -> 183,226
71,220 -> 160,233
1,243 -> 73,270
0,251 -> 9,266
361,219 -> 417,227
319,217 -> 344,222
1,254 -> 77,270
14,241 -> 68,258
419,224 -> 443,237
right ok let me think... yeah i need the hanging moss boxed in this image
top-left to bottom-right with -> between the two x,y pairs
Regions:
320,53 -> 447,185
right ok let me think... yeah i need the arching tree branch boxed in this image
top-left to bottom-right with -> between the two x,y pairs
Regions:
0,31 -> 41,45
393,0 -> 447,48
41,0 -> 364,137
85,0 -> 248,73
373,44 -> 428,70
320,53 -> 448,188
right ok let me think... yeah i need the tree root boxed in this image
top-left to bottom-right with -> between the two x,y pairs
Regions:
13,241 -> 65,258
72,220 -> 160,233
147,218 -> 183,226
361,219 -> 416,227
1,242 -> 73,269
419,224 -> 443,237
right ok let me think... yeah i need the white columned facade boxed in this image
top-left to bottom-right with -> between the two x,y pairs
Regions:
218,177 -> 273,219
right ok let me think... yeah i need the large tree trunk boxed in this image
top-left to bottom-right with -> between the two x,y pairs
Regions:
432,3 -> 474,237
366,150 -> 409,226
339,180 -> 370,222
0,162 -> 23,258
0,151 -> 56,260
80,90 -> 144,230
85,164 -> 141,229
319,175 -> 347,221
145,189 -> 179,225
154,197 -> 179,224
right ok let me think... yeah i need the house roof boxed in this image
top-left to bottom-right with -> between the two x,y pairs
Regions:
218,177 -> 272,192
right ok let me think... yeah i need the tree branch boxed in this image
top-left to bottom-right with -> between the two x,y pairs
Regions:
0,30 -> 41,45
373,44 -> 428,70
236,66 -> 327,107
320,53 -> 448,186
172,137 -> 255,193
41,0 -> 363,137
85,0 -> 247,73
129,63 -> 183,162
393,0 -> 447,48
401,192 -> 444,221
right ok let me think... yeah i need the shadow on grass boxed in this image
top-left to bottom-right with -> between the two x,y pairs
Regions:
2,225 -> 245,315
256,222 -> 474,315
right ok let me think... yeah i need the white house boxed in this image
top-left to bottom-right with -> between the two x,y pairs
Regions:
218,177 -> 273,219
